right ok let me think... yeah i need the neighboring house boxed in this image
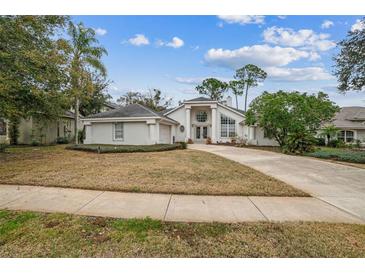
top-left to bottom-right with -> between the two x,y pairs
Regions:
82,96 -> 278,146
0,101 -> 118,145
328,106 -> 365,144
0,111 -> 81,145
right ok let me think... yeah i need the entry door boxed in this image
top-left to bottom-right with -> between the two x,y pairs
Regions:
202,126 -> 208,139
196,126 -> 208,141
196,126 -> 201,140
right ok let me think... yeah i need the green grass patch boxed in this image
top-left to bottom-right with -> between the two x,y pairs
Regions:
66,143 -> 185,153
0,210 -> 365,257
306,147 -> 365,164
0,211 -> 37,236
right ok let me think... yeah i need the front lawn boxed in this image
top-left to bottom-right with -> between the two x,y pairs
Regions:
0,210 -> 364,257
0,145 -> 307,196
306,147 -> 365,166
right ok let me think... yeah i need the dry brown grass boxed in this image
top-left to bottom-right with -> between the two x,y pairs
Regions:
0,145 -> 307,196
0,210 -> 364,257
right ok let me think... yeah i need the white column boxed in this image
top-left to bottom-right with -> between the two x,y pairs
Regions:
148,123 -> 156,144
211,106 -> 217,143
155,122 -> 160,144
185,107 -> 191,141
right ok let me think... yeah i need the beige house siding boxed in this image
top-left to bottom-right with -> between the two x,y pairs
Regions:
17,117 -> 75,145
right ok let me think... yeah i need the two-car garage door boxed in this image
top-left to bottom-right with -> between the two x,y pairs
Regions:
159,124 -> 171,144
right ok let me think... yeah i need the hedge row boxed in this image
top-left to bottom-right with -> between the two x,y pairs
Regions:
66,143 -> 186,153
307,148 -> 365,164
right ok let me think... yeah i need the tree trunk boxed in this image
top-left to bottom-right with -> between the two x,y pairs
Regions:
244,85 -> 249,112
235,94 -> 238,109
74,97 -> 79,144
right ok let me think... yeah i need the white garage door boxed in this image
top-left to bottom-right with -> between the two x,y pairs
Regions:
159,124 -> 171,144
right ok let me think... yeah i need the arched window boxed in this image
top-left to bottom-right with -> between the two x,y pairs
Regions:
196,111 -> 208,122
220,114 -> 236,137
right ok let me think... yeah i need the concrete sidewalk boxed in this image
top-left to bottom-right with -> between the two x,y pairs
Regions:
0,185 -> 363,224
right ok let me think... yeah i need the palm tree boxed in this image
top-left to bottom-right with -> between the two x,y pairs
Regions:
320,125 -> 340,145
67,22 -> 107,144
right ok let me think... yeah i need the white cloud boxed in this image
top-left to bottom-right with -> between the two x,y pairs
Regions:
166,37 -> 184,48
127,34 -> 150,46
351,19 -> 365,32
156,37 -> 184,48
263,26 -> 336,51
321,20 -> 334,29
93,27 -> 107,36
217,15 -> 265,25
265,66 -> 334,81
204,44 -> 313,69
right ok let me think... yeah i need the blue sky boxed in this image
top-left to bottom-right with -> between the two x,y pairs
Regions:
73,15 -> 365,108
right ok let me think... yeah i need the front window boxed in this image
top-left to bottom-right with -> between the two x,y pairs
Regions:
0,119 -> 6,136
196,111 -> 208,122
220,114 -> 236,137
338,130 -> 354,143
345,131 -> 354,142
114,122 -> 124,140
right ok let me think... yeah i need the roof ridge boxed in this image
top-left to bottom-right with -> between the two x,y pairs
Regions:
135,103 -> 161,117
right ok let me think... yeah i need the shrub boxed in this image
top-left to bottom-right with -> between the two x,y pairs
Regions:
282,131 -> 316,154
0,143 -> 8,153
206,137 -> 212,145
315,137 -> 326,146
175,141 -> 187,149
8,118 -> 20,145
31,140 -> 41,146
328,139 -> 346,148
187,138 -> 193,144
56,137 -> 69,144
307,148 -> 365,164
78,129 -> 85,144
66,144 -> 182,154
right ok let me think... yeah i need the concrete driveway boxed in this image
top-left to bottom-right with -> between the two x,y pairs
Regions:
189,144 -> 365,220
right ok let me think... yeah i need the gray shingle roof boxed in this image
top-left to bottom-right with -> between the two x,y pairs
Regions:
185,97 -> 216,102
85,104 -> 179,124
86,104 -> 162,119
331,107 -> 365,129
224,105 -> 245,115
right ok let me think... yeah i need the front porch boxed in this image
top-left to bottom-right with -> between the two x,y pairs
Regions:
184,104 -> 216,143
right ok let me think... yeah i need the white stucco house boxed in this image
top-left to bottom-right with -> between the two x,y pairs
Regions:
82,96 -> 277,146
